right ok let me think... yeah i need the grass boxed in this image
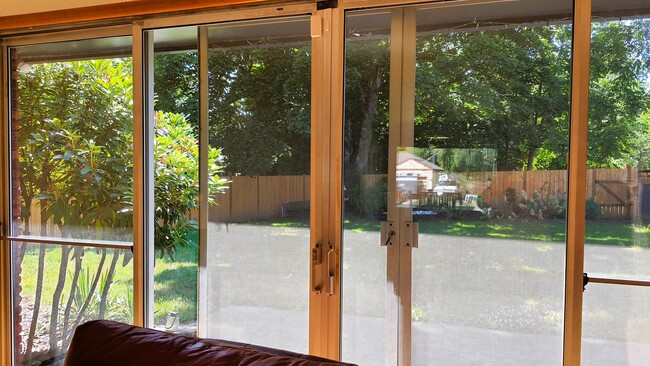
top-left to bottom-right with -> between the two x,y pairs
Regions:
17,219 -> 649,331
153,243 -> 198,325
18,242 -> 199,326
19,245 -> 134,335
342,218 -> 649,247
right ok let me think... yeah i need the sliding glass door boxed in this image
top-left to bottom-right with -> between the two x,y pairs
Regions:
581,1 -> 650,365
343,1 -> 574,365
204,17 -> 312,352
411,2 -> 573,364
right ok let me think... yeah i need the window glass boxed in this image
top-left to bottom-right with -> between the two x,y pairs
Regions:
9,36 -> 134,365
583,2 -> 650,364
205,17 -> 311,352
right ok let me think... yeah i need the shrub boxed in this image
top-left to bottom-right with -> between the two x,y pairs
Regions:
345,175 -> 388,219
490,188 -> 602,221
361,176 -> 388,218
585,198 -> 603,220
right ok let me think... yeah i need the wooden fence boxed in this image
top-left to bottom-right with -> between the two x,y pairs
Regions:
22,168 -> 644,231
209,168 -> 641,222
210,175 -> 310,222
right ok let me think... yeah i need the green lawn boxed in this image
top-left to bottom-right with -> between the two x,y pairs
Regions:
153,243 -> 198,325
17,219 -> 649,329
19,245 -> 134,335
343,219 -> 649,247
18,243 -> 198,326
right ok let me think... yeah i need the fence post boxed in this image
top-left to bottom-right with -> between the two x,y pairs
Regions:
631,163 -> 641,223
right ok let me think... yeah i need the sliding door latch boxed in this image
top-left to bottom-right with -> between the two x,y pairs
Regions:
380,221 -> 396,246
311,243 -> 322,294
380,221 -> 418,248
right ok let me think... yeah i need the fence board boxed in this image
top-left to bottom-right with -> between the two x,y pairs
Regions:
23,169 -> 641,227
229,176 -> 259,222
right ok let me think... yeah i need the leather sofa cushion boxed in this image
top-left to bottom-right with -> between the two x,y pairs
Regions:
64,320 -> 358,366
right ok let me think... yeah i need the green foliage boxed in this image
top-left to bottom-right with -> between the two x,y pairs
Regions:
207,45 -> 312,175
415,26 -> 571,170
18,60 -> 134,239
587,20 -> 650,168
154,53 -> 199,128
345,175 -> 388,218
492,188 -> 602,220
434,148 -> 497,173
361,177 -> 388,219
585,198 -> 603,220
154,111 -> 228,260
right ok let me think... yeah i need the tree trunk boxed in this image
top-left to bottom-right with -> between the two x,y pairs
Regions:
48,245 -> 72,351
353,64 -> 383,177
65,249 -> 107,348
25,245 -> 46,362
526,147 -> 538,171
63,247 -> 84,333
98,251 -> 120,319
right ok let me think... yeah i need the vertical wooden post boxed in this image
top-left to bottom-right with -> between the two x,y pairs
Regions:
198,25 -> 209,336
632,163 -> 641,224
1,42 -> 12,366
563,0 -> 591,364
131,22 -> 145,327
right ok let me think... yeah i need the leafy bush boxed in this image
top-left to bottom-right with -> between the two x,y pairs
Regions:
491,188 -> 602,220
154,111 -> 229,260
585,198 -> 603,220
345,175 -> 387,218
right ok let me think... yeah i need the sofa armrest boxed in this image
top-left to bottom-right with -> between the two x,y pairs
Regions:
64,320 -> 358,366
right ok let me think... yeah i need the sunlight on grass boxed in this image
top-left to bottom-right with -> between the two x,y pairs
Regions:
625,246 -> 643,252
525,298 -> 539,309
486,262 -> 503,271
634,225 -> 650,234
488,233 -> 512,238
154,244 -> 198,324
487,224 -> 514,232
584,310 -> 612,320
513,265 -> 547,274
272,228 -> 298,236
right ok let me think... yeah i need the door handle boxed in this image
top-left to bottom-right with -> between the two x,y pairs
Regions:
311,243 -> 322,294
327,244 -> 336,296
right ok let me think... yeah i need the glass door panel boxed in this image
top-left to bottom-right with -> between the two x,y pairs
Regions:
9,36 -> 135,365
583,2 -> 650,281
412,1 -> 573,364
205,17 -> 311,353
341,10 -> 391,366
582,2 -> 650,364
150,25 -> 201,335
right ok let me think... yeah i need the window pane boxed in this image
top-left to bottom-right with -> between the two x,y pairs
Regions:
583,2 -> 650,282
205,17 -> 311,353
10,37 -> 134,242
583,3 -> 650,365
8,36 -> 134,366
412,1 -> 572,364
342,10 -> 391,366
12,243 -> 133,365
151,26 -> 200,335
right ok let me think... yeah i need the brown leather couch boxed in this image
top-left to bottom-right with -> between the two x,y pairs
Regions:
64,320 -> 358,366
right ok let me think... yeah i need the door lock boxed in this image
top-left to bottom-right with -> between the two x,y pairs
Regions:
380,221 -> 418,248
